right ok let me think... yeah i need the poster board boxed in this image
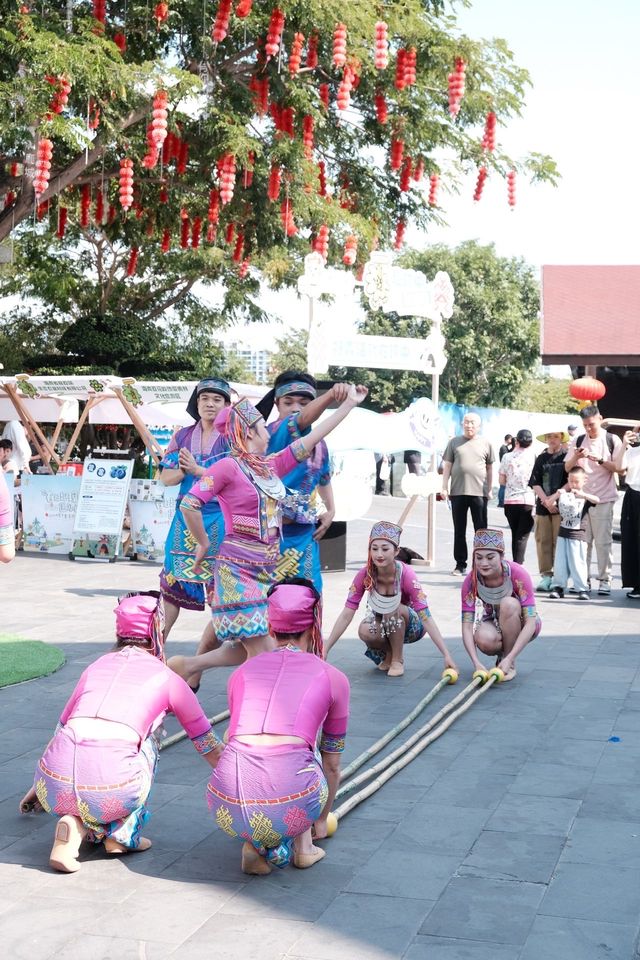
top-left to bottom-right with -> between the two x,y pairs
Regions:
71,457 -> 133,561
128,480 -> 178,562
21,474 -> 82,554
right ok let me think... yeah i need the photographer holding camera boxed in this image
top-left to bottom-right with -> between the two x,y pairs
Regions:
619,427 -> 640,600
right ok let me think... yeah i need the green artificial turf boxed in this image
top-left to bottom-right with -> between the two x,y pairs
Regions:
0,634 -> 65,688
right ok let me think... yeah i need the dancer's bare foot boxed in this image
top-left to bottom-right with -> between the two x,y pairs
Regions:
241,841 -> 272,875
104,836 -> 152,855
378,652 -> 393,671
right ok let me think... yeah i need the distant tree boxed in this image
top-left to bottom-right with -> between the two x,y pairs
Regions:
268,329 -> 308,379
330,240 -> 540,410
514,376 -> 580,414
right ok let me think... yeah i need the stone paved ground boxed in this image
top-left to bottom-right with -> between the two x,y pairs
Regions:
1,496 -> 639,959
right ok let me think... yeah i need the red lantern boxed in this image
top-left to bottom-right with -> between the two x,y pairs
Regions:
281,198 -> 297,236
113,32 -> 126,53
393,218 -> 406,249
177,139 -> 189,175
92,0 -> 106,24
313,224 -> 329,261
243,151 -> 255,188
36,199 -> 49,220
208,188 -> 220,223
126,247 -> 139,277
507,170 -> 516,208
225,221 -> 236,244
56,205 -> 68,238
473,166 -> 487,202
236,0 -> 253,17
160,228 -> 171,252
47,75 -> 72,114
404,47 -> 417,86
3,191 -> 16,209
482,111 -> 496,152
212,0 -> 233,43
306,34 -> 318,69
239,257 -> 250,278
219,153 -> 236,204
232,232 -> 245,262
191,216 -> 202,248
413,157 -> 425,182
399,157 -> 413,192
289,32 -> 304,75
395,49 -> 407,91
448,57 -> 466,117
337,64 -> 356,111
33,137 -> 53,197
374,92 -> 388,124
374,21 -> 388,70
180,218 -> 190,248
154,3 -> 169,26
80,183 -> 91,227
265,8 -> 285,59
150,90 -> 169,148
94,188 -> 104,224
282,106 -> 295,137
267,164 -> 282,201
390,138 -> 404,171
317,160 -> 327,197
343,234 -> 357,265
428,173 -> 439,206
302,115 -> 314,159
119,158 -> 134,210
206,223 -> 217,244
569,377 -> 606,403
319,83 -> 330,109
333,23 -> 347,69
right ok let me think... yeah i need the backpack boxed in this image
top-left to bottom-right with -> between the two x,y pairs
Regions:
576,432 -> 615,457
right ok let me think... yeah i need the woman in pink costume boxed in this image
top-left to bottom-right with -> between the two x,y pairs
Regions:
461,528 -> 541,682
325,521 -> 457,678
19,592 -> 222,873
207,579 -> 349,875
170,384 -> 367,686
0,471 -> 15,563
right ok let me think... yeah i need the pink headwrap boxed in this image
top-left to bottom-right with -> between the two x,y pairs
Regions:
268,583 -> 323,657
114,591 -> 165,661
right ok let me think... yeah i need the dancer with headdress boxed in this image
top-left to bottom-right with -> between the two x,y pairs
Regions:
324,521 -> 457,678
461,529 -> 541,681
168,384 -> 367,685
256,371 -> 348,592
159,378 -> 232,643
19,592 -> 222,873
207,578 -> 349,874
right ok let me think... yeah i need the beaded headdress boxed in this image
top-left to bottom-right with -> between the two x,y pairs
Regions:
473,529 -> 505,553
369,520 -> 402,547
216,398 -> 269,477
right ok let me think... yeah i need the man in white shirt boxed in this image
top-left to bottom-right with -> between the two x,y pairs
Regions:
563,405 -> 623,595
500,429 -> 536,563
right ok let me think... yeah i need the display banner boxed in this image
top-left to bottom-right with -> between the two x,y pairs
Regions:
128,480 -> 178,562
21,474 -> 82,554
71,457 -> 133,560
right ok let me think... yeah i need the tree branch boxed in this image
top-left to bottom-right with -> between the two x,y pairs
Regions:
143,277 -> 197,321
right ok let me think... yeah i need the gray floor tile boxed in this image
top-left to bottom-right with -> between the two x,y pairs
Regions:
527,737 -> 605,768
405,937 -> 520,960
420,876 -> 545,944
579,782 -> 640,822
561,816 -> 640,867
425,772 -> 515,811
520,915 -> 637,960
291,892 -> 432,960
51,934 -> 174,959
397,804 -> 491,857
172,916 -> 312,960
507,761 -> 594,799
459,830 -> 565,884
485,795 -> 580,836
540,861 -> 640,923
346,830 -> 460,900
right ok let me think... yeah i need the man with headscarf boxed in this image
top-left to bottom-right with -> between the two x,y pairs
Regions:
256,371 -> 349,593
206,577 -> 349,874
158,378 -> 232,648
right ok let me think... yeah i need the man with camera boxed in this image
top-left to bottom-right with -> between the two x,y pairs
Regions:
563,405 -> 623,595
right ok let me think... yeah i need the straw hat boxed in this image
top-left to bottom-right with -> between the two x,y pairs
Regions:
535,428 -> 569,444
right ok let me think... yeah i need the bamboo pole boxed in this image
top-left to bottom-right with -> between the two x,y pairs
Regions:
3,383 -> 60,466
60,395 -> 103,464
339,674 -> 451,782
397,494 -> 418,529
112,387 -> 163,467
334,675 -> 497,820
42,412 -> 65,466
159,708 -> 230,751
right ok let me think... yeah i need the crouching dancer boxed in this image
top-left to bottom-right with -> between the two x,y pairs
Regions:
206,578 -> 349,875
461,529 -> 541,682
19,592 -> 222,872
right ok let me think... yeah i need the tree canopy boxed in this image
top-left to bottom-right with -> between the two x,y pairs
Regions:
0,1 -> 557,375
329,240 -> 541,410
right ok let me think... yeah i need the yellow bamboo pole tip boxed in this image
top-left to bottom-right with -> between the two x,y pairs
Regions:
442,668 -> 459,684
472,669 -> 489,684
326,812 -> 338,836
489,667 -> 505,683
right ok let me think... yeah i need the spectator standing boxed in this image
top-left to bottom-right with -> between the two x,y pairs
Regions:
441,413 -> 494,576
1,421 -> 32,474
497,435 -> 514,507
618,428 -> 640,599
499,429 -> 537,564
403,450 -> 424,475
547,466 -> 599,600
529,429 -> 568,592
563,405 -> 623,595
0,439 -> 18,474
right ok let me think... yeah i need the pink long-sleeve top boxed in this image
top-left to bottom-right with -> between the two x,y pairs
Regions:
59,647 -> 219,754
227,648 -> 350,753
345,561 -> 431,614
183,439 -> 309,547
0,472 -> 12,529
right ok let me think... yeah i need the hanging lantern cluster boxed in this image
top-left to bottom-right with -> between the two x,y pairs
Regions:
33,138 -> 53,197
113,32 -> 127,53
212,0 -> 233,43
313,224 -> 329,260
92,0 -> 106,24
47,75 -> 72,114
126,247 -> 139,276
225,221 -> 235,244
80,183 -> 91,227
507,170 -> 516,207
119,158 -> 134,210
343,234 -> 357,265
236,0 -> 253,17
395,48 -> 416,91
208,188 -> 220,226
302,115 -> 314,159
319,83 -> 329,109
281,198 -> 297,236
191,216 -> 202,248
374,22 -> 389,70
393,218 -> 406,249
265,9 -> 285,59
337,64 -> 356,111
289,32 -> 304,75
473,166 -> 487,201
428,173 -> 439,206
306,33 -> 318,69
390,137 -> 404,171
482,111 -> 496,151
154,3 -> 169,26
180,214 -> 190,248
243,151 -> 255,188
160,227 -> 171,252
250,75 -> 269,116
232,232 -> 245,262
94,188 -> 104,224
374,92 -> 388,124
36,199 -> 49,220
399,157 -> 413,191
413,157 -> 424,182
448,57 -> 466,116
267,163 -> 282,201
219,153 -> 236,204
333,23 -> 347,68
239,257 -> 250,278
56,205 -> 68,238
317,160 -> 327,197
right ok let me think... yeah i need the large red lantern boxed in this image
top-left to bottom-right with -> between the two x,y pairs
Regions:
569,377 -> 606,403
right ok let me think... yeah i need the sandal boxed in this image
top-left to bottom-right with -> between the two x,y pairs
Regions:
293,847 -> 326,869
104,837 -> 152,855
49,815 -> 87,873
387,660 -> 405,678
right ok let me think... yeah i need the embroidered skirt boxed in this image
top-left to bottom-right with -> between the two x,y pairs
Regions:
206,740 -> 328,867
364,607 -> 425,664
160,503 -> 224,611
34,727 -> 158,848
275,521 -> 323,593
209,535 -> 280,642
